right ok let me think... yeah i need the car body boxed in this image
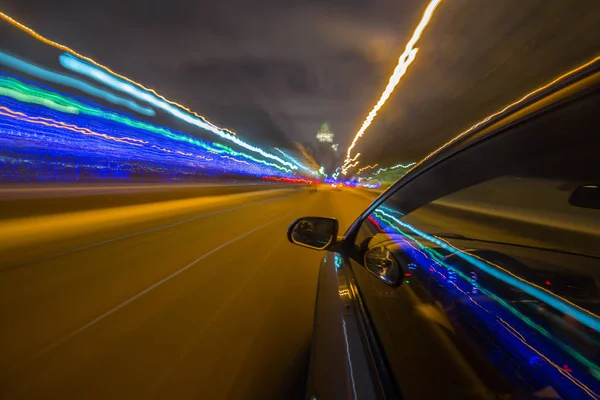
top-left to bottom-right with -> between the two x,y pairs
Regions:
289,59 -> 600,400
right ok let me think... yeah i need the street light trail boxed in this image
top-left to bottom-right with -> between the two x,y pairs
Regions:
342,0 -> 443,168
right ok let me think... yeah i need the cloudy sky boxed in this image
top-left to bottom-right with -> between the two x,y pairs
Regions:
1,0 -> 599,168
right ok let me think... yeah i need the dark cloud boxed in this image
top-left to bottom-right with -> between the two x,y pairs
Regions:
1,0 -> 599,169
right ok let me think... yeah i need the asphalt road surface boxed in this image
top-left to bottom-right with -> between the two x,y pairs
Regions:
0,186 -> 373,399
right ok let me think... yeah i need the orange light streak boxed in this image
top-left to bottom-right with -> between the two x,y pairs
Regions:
0,106 -> 146,145
407,55 -> 600,175
343,0 -> 443,165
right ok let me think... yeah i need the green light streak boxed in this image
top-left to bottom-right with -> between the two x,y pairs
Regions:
0,77 -> 79,114
0,76 -> 291,172
373,208 -> 600,376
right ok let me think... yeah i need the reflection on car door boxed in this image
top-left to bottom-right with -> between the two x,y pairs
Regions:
347,89 -> 600,399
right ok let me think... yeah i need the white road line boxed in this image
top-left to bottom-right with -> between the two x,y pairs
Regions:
8,216 -> 281,374
2,192 -> 292,271
145,234 -> 289,398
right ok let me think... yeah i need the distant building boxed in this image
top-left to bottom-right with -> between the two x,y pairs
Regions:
313,122 -> 339,173
316,122 -> 334,143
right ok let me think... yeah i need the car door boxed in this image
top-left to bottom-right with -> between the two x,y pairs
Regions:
342,83 -> 600,399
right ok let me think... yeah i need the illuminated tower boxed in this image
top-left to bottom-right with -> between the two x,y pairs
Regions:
314,122 -> 338,173
316,122 -> 334,143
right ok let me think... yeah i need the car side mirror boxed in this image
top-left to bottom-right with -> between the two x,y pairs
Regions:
569,185 -> 600,209
288,217 -> 339,250
364,233 -> 405,285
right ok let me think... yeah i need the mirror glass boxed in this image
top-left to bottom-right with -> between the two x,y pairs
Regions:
290,217 -> 337,250
364,245 -> 401,285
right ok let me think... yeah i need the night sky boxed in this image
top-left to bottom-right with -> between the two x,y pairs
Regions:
1,0 -> 599,168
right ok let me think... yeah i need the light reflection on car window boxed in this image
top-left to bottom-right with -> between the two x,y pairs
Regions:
356,177 -> 600,399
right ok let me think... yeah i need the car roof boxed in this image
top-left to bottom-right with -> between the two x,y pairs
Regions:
388,56 -> 600,193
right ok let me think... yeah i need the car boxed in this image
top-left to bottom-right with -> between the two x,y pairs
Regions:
287,60 -> 600,400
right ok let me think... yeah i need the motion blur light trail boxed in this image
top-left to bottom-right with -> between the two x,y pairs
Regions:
0,11 -> 308,174
0,71 -> 296,182
352,56 -> 600,186
372,162 -> 416,176
0,12 -> 306,183
342,0 -> 443,169
0,105 -> 146,146
59,53 -> 297,171
0,12 -> 233,133
356,164 -> 378,175
0,83 -> 78,114
374,207 -> 600,333
0,71 -> 293,174
415,54 -> 600,171
275,148 -> 316,175
371,207 -> 600,398
262,176 -> 316,184
0,51 -> 155,116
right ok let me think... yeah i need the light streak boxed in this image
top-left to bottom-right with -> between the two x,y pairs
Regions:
414,55 -> 600,174
372,161 -> 416,176
343,0 -> 443,165
342,161 -> 359,175
0,51 -> 155,116
0,85 -> 79,114
60,53 -> 297,171
294,143 -> 320,171
372,208 -> 600,398
262,176 -> 316,184
0,92 -> 294,181
0,12 -> 232,133
374,208 -> 600,332
220,155 -> 250,165
340,152 -> 362,175
275,147 -> 315,174
0,106 -> 145,145
0,72 -> 292,172
0,12 -> 310,173
356,164 -> 378,175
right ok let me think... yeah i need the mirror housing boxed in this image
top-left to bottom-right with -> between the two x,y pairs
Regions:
288,217 -> 339,250
569,185 -> 600,209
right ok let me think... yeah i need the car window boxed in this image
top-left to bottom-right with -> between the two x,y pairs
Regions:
348,91 -> 600,399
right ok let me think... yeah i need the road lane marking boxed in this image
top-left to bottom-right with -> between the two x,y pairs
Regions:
145,234 -> 288,397
7,215 -> 282,374
1,191 -> 296,271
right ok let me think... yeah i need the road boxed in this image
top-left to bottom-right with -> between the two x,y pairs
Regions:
0,186 -> 372,399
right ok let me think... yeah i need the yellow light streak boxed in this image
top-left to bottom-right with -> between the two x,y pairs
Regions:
0,11 -> 236,136
411,55 -> 600,173
342,161 -> 360,175
341,152 -> 362,174
357,164 -> 379,175
343,0 -> 443,164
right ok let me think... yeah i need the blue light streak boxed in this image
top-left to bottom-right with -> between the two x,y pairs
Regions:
0,51 -> 155,116
59,53 -> 298,171
375,208 -> 600,332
